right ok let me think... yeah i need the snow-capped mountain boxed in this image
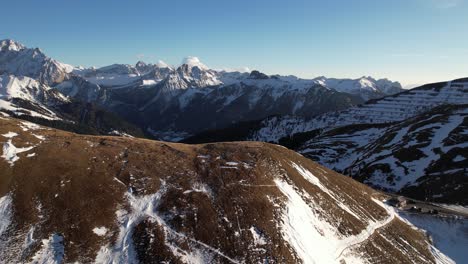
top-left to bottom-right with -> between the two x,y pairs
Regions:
66,59 -> 403,138
0,39 -> 403,103
0,39 -> 406,140
313,76 -> 403,100
175,56 -> 222,87
0,39 -> 74,86
0,74 -> 145,137
104,75 -> 364,139
73,61 -> 174,87
65,59 -> 378,138
0,116 -> 461,263
135,60 -> 173,73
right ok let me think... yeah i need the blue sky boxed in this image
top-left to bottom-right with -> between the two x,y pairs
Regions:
2,0 -> 467,86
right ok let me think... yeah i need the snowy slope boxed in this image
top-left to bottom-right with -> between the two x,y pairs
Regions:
251,79 -> 468,142
297,104 -> 468,204
0,74 -> 68,120
0,74 -> 145,137
0,116 -> 452,263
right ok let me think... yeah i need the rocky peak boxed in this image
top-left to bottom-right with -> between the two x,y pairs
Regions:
0,39 -> 26,52
249,70 -> 270,80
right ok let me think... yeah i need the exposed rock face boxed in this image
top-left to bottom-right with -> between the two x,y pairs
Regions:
249,70 -> 270,80
0,40 -> 73,86
0,116 -> 452,263
54,75 -> 106,103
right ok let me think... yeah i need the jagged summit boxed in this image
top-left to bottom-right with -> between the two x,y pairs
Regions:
249,70 -> 270,80
0,40 -> 74,86
0,39 -> 26,52
135,60 -> 172,71
0,39 -> 403,101
135,60 -> 146,68
174,57 -> 222,88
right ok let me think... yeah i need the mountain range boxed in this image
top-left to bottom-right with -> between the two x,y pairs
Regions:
0,38 -> 467,263
1,39 -> 467,204
0,39 -> 402,140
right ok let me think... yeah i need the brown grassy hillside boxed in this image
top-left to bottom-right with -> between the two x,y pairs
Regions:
0,116 -> 441,263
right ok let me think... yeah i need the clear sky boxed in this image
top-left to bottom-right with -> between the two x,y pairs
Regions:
2,0 -> 467,86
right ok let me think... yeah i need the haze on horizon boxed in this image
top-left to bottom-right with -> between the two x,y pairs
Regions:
2,0 -> 467,87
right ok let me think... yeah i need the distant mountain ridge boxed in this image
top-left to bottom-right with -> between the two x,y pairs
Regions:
0,39 -> 404,139
250,79 -> 468,142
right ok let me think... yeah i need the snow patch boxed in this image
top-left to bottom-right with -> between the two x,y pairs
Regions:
142,79 -> 157,86
109,130 -> 134,138
93,227 -> 108,237
1,132 -> 18,138
2,139 -> 34,166
249,227 -> 267,246
32,134 -> 45,141
24,226 -> 36,250
96,183 -> 240,264
20,121 -> 41,131
30,234 -> 65,264
0,194 -> 12,237
437,204 -> 468,215
183,182 -> 213,198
